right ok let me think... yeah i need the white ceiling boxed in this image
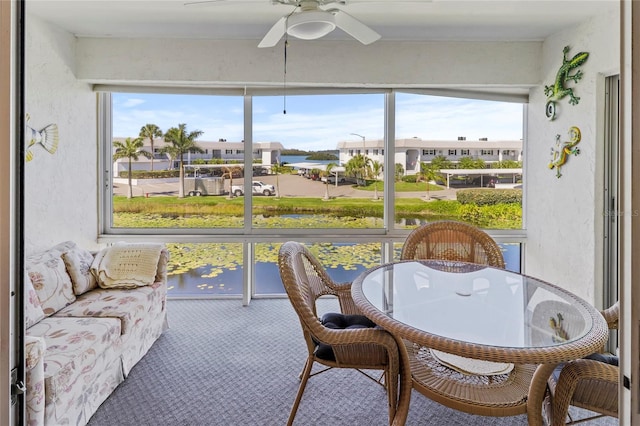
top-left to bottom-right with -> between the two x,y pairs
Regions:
27,0 -> 617,44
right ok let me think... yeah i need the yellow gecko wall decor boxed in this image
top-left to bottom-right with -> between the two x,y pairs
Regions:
549,126 -> 581,178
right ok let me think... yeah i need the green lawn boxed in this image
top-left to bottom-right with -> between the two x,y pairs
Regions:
113,192 -> 522,229
355,180 -> 443,192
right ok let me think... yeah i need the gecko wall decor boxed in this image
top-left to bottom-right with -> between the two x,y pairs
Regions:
549,126 -> 581,178
544,46 -> 589,120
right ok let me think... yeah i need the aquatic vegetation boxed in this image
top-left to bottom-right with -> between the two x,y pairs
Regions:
165,241 -> 383,278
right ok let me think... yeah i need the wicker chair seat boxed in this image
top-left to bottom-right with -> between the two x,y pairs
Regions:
407,341 -> 537,416
544,302 -> 620,425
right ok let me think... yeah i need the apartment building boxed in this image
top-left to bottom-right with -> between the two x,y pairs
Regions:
337,137 -> 522,174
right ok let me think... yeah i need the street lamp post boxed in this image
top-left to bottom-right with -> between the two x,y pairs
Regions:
350,133 -> 365,156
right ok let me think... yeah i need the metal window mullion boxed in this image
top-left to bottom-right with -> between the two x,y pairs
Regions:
243,95 -> 253,232
243,241 -> 252,306
384,91 -> 396,232
243,95 -> 253,303
98,92 -> 113,233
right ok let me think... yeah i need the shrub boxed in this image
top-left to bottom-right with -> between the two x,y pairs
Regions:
456,188 -> 521,206
120,170 -> 179,179
401,175 -> 418,183
459,203 -> 522,228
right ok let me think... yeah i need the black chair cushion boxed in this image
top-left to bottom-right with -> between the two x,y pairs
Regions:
551,352 -> 619,383
584,352 -> 619,366
314,313 -> 378,361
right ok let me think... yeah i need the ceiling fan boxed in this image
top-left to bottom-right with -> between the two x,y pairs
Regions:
185,0 -> 381,48
258,0 -> 381,47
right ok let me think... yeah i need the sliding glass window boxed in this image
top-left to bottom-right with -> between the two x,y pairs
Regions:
394,92 -> 524,231
251,93 -> 385,229
110,92 -> 245,230
102,89 -> 527,298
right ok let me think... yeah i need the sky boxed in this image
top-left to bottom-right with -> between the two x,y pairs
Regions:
112,92 -> 524,152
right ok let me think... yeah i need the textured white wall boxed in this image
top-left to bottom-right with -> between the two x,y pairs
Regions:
76,39 -> 541,88
524,8 -> 619,302
24,16 -> 99,254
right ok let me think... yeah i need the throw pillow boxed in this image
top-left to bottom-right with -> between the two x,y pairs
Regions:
62,247 -> 98,295
91,242 -> 163,289
26,249 -> 76,316
24,270 -> 45,328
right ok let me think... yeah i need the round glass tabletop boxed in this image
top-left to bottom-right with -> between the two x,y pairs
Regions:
356,260 -> 598,351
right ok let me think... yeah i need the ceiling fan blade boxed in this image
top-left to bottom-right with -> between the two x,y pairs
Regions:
183,0 -> 227,6
333,10 -> 381,45
258,16 -> 287,48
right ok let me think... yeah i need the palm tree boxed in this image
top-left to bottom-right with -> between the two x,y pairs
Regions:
161,124 -> 204,198
113,137 -> 152,199
139,123 -> 163,171
270,162 -> 286,198
345,154 -> 370,186
418,162 -> 439,200
368,160 -> 383,200
322,162 -> 337,200
430,155 -> 453,171
395,163 -> 405,181
222,164 -> 243,199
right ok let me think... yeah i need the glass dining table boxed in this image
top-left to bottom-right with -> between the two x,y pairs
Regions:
351,259 -> 610,426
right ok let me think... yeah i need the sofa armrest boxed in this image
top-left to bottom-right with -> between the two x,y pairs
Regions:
155,247 -> 170,285
25,335 -> 46,426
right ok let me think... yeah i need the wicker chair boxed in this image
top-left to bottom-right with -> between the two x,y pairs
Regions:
545,302 -> 619,425
400,220 -> 505,268
277,241 -> 411,426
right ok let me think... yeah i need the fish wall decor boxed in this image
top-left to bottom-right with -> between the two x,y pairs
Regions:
25,114 -> 59,162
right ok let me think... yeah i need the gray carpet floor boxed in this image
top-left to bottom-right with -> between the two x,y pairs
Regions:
87,299 -> 618,426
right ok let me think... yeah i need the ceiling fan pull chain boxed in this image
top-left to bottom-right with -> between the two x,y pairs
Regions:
283,37 -> 288,115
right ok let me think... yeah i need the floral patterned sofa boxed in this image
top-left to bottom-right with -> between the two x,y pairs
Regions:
24,241 -> 169,426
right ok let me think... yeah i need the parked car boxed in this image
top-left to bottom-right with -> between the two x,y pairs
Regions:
320,175 -> 346,184
253,167 -> 269,176
231,181 -> 275,196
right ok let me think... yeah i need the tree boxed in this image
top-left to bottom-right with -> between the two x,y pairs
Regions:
161,124 -> 204,198
418,162 -> 439,200
322,162 -> 337,201
222,164 -> 243,199
395,163 -> 405,181
139,124 -> 163,171
345,154 -> 370,186
270,162 -> 286,198
430,155 -> 453,171
310,168 -> 322,181
113,137 -> 152,199
458,156 -> 481,169
368,160 -> 383,200
493,160 -> 522,169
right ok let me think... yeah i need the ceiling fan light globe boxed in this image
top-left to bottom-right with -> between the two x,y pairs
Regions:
287,11 -> 336,40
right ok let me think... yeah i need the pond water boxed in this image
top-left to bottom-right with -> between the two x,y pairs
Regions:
167,243 -> 522,297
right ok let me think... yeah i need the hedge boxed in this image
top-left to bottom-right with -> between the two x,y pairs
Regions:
456,188 -> 522,206
119,170 -> 180,179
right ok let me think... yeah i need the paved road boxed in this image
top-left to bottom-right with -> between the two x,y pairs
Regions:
113,173 -> 457,200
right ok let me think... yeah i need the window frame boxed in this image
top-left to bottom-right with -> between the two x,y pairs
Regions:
98,88 -> 529,303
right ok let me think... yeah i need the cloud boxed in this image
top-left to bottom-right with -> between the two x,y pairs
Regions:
112,92 -> 523,151
120,98 -> 146,108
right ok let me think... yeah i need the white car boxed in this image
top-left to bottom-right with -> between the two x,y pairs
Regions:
231,181 -> 275,196
320,175 -> 346,184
